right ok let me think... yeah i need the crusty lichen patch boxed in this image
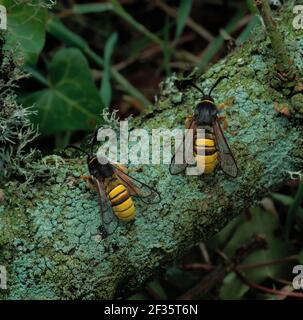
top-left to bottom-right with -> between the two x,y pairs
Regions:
0,7 -> 302,299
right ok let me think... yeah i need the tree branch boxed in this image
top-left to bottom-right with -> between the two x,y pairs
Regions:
0,6 -> 302,299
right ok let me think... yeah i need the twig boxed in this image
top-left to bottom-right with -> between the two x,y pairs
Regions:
169,61 -> 194,70
269,277 -> 293,286
153,0 -> 214,42
199,242 -> 211,265
178,235 -> 267,300
236,14 -> 254,30
122,95 -> 145,112
235,270 -> 303,299
140,33 -> 195,61
180,255 -> 298,272
178,266 -> 227,300
113,33 -> 197,72
254,0 -> 296,81
180,263 -> 214,272
237,255 -> 299,271
175,50 -> 200,64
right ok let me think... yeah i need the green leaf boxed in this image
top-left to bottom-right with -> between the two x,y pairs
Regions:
165,266 -> 200,292
286,183 -> 303,239
3,0 -> 48,64
271,192 -> 303,227
220,272 -> 249,300
175,0 -> 192,40
146,280 -> 168,299
271,193 -> 295,206
219,208 -> 294,299
22,48 -> 102,135
208,214 -> 243,250
127,292 -> 149,300
47,18 -> 150,108
100,32 -> 118,107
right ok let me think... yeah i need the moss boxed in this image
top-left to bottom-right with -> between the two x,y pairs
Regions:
290,94 -> 303,116
0,6 -> 302,299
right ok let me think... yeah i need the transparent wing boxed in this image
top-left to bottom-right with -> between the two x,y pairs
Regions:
213,119 -> 238,178
112,165 -> 161,205
169,118 -> 197,175
92,177 -> 119,236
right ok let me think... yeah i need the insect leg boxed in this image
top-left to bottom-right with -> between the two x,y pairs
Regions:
80,175 -> 96,190
185,114 -> 194,129
217,115 -> 228,131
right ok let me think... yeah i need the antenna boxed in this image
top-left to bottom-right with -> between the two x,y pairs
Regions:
189,81 -> 205,96
90,129 -> 98,155
208,76 -> 228,96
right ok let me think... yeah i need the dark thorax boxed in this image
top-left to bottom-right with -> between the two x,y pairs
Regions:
195,96 -> 218,126
88,157 -> 114,179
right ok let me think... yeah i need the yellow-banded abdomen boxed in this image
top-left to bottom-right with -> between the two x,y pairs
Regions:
194,133 -> 218,174
106,183 -> 135,222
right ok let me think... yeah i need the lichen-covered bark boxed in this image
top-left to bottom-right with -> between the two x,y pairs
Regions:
0,7 -> 303,299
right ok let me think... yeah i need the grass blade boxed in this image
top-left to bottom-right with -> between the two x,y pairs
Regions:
101,32 -> 118,107
47,17 -> 150,108
47,17 -> 87,50
236,15 -> 260,45
72,3 -> 113,14
197,9 -> 245,71
175,0 -> 193,41
110,0 -> 163,46
271,192 -> 303,216
272,193 -> 296,206
163,16 -> 171,76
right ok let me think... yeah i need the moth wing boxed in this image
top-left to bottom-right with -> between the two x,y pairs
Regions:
169,118 -> 197,175
113,165 -> 161,205
93,177 -> 119,236
213,119 -> 238,178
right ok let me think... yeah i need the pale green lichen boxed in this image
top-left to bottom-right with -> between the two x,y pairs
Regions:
0,6 -> 303,299
0,30 -> 61,184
